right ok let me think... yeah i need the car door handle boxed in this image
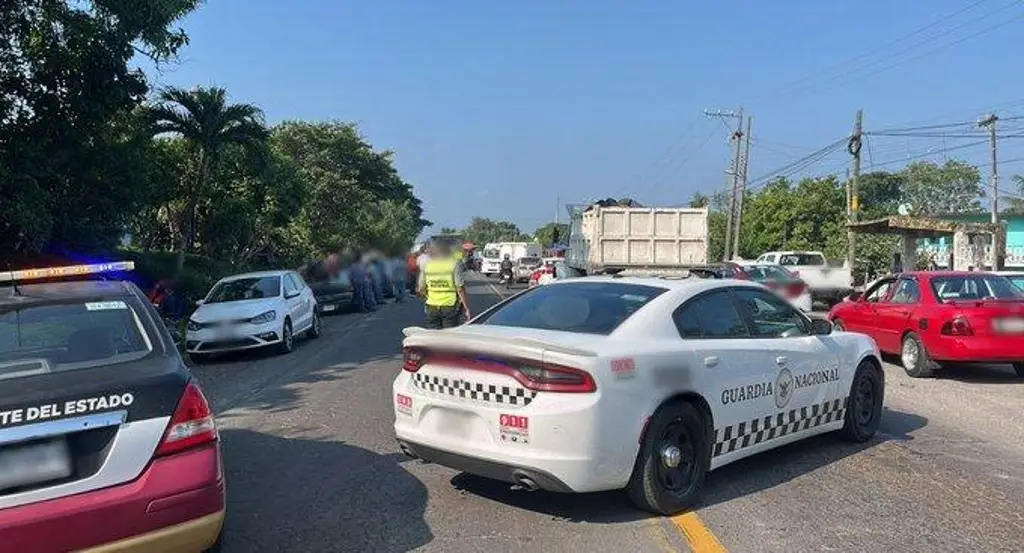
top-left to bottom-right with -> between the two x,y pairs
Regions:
775,356 -> 787,365
704,356 -> 719,367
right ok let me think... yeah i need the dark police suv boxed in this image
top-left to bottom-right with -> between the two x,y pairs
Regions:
0,261 -> 224,553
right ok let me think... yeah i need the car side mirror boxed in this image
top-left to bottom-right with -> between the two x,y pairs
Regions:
810,318 -> 833,335
195,299 -> 205,306
847,291 -> 863,302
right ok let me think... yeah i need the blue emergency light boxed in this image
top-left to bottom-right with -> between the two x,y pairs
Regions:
0,261 -> 135,284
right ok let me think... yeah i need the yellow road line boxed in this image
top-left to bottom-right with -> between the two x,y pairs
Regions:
671,511 -> 728,553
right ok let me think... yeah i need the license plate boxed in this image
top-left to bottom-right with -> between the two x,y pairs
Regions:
321,304 -> 336,313
994,317 -> 1024,334
438,411 -> 472,439
0,439 -> 72,490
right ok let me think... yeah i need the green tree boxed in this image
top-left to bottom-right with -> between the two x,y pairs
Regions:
0,0 -> 200,255
460,218 -> 530,245
688,192 -> 710,208
270,121 -> 428,254
1005,175 -> 1024,214
148,86 -> 269,271
533,222 -> 569,248
899,160 -> 984,215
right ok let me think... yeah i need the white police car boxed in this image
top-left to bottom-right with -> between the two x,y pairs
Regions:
393,276 -> 883,515
186,270 -> 320,362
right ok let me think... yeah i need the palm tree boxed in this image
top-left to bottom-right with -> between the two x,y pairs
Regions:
148,86 -> 268,271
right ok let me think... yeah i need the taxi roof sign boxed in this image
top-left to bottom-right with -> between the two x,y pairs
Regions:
0,261 -> 135,284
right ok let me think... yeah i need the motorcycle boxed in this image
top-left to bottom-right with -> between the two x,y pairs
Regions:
499,268 -> 514,290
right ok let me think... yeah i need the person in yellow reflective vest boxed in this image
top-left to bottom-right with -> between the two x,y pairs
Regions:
417,240 -> 470,328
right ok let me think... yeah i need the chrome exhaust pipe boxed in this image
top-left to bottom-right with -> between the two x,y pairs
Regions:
511,472 -> 539,492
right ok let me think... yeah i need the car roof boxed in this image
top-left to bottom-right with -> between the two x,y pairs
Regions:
899,271 -> 1002,278
0,280 -> 139,308
547,274 -> 762,293
219,270 -> 290,281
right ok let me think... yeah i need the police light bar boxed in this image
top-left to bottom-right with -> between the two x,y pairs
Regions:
0,261 -> 135,283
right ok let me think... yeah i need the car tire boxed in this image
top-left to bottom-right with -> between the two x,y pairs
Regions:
832,319 -> 845,332
306,310 -> 322,339
1013,362 -> 1024,378
839,360 -> 883,442
278,318 -> 294,354
626,401 -> 710,516
900,332 -> 936,378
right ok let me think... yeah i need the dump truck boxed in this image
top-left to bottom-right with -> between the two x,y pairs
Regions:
565,202 -> 709,276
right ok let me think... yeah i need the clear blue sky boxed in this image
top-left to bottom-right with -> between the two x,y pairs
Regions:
143,0 -> 1024,235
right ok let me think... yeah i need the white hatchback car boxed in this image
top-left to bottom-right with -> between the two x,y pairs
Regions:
186,270 -> 320,362
394,276 -> 883,515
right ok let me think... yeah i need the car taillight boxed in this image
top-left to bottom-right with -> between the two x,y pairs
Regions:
403,347 -> 425,372
785,281 -> 807,297
518,363 -> 597,393
941,316 -> 974,336
410,352 -> 597,393
155,381 -> 217,457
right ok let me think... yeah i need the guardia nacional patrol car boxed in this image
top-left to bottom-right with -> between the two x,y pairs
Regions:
394,276 -> 884,515
0,262 -> 224,552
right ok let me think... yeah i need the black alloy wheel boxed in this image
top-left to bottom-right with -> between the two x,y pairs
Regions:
839,360 -> 884,442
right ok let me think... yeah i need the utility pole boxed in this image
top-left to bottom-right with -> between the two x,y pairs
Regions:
847,109 -> 863,272
704,108 -> 743,261
979,114 -> 999,223
979,113 -> 1000,268
732,115 -> 752,260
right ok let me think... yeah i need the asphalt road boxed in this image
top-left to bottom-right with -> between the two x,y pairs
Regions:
190,275 -> 1024,553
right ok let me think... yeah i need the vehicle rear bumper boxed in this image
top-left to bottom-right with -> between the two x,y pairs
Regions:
928,335 -> 1024,363
0,443 -> 225,553
397,440 -> 575,492
80,510 -> 224,553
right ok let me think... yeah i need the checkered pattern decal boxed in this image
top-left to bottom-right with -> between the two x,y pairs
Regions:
713,398 -> 848,458
411,373 -> 536,406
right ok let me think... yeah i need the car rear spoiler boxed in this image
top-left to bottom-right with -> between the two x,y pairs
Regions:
402,326 -> 598,358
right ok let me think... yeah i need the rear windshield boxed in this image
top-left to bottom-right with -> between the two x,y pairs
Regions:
207,276 -> 281,303
1006,275 -> 1024,291
745,265 -> 794,281
0,300 -> 153,375
930,275 -> 1024,302
778,253 -> 825,266
518,257 -> 541,266
482,248 -> 501,259
473,282 -> 667,335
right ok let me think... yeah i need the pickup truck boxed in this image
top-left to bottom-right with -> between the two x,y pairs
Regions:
754,250 -> 853,308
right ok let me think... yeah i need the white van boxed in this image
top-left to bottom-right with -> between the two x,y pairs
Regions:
480,242 -> 542,277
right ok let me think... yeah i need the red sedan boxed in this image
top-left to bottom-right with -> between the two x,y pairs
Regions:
828,271 -> 1024,378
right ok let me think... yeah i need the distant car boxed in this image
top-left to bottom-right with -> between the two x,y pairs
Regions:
529,259 -> 568,288
186,270 -> 321,362
300,260 -> 355,314
0,262 -> 224,553
828,271 -> 1024,378
734,263 -> 813,313
514,256 -> 542,283
394,276 -> 883,515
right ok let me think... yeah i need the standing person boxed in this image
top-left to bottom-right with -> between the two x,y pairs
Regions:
418,241 -> 470,329
349,253 -> 376,312
391,255 -> 408,302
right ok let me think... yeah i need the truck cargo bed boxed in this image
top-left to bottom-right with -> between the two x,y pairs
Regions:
567,206 -> 709,273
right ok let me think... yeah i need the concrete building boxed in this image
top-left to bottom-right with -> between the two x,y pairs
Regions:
917,213 -> 1024,269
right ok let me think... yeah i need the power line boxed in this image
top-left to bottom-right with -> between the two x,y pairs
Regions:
800,6 -> 1024,96
757,0 -> 994,100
